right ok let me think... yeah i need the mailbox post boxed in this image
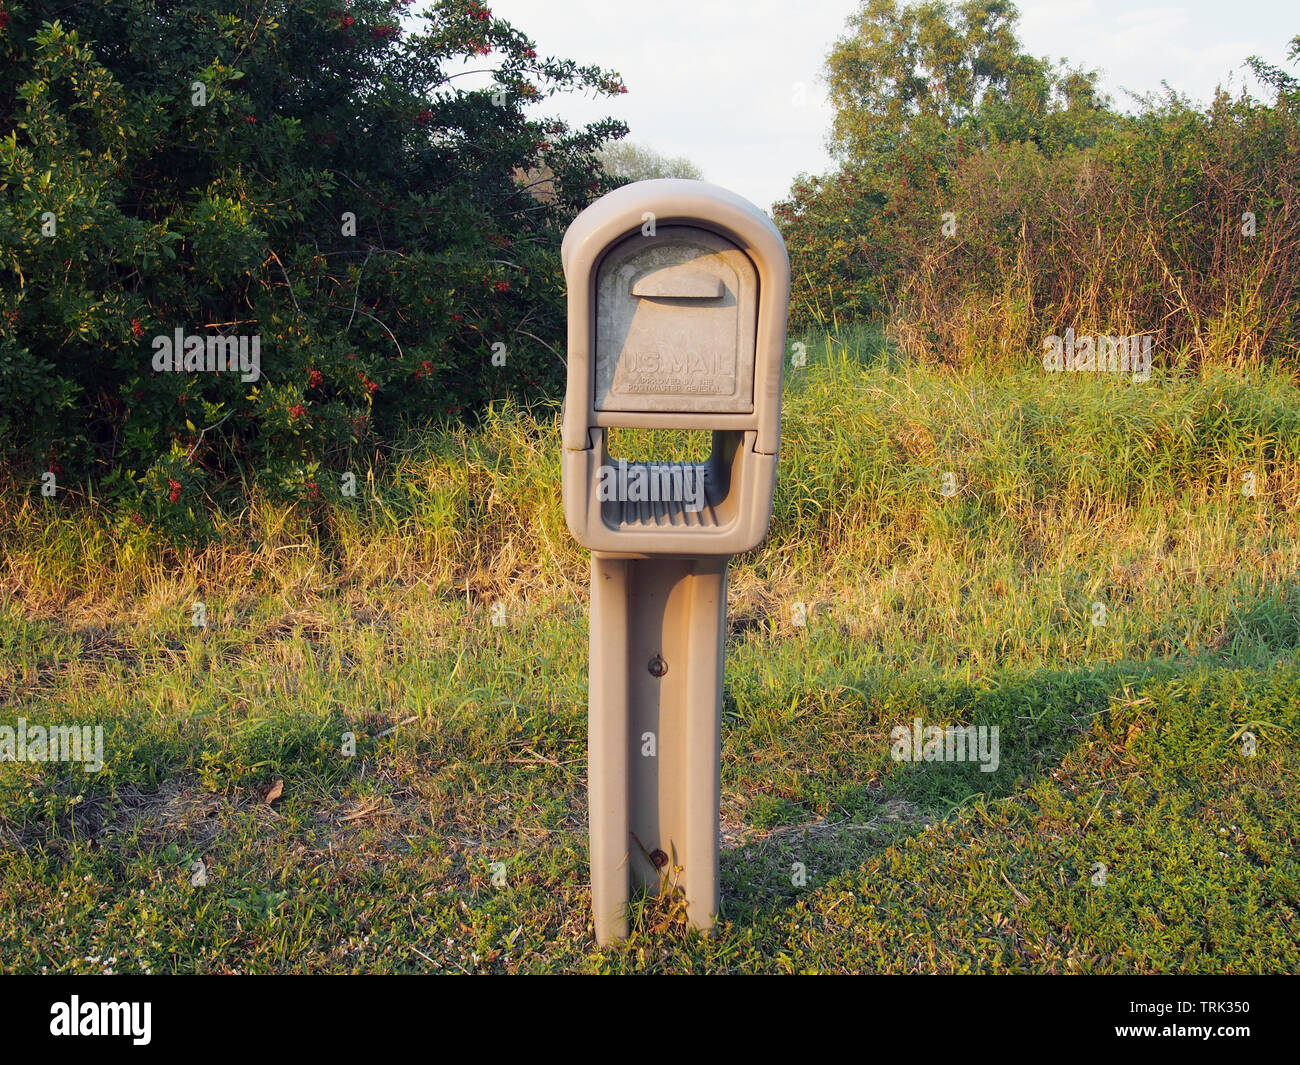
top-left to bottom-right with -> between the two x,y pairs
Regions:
561,179 -> 789,943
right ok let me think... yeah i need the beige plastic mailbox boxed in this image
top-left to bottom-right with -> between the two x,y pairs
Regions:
561,179 -> 789,944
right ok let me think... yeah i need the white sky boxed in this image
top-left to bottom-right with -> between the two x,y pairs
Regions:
455,0 -> 1299,211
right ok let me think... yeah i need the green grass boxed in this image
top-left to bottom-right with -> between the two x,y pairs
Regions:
2,327 -> 1298,972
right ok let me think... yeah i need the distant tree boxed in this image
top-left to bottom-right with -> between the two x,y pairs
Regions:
597,141 -> 703,182
785,10 -> 1300,373
826,0 -> 1110,170
779,0 -> 1119,328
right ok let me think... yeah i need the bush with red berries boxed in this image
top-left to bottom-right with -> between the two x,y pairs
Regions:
0,0 -> 627,531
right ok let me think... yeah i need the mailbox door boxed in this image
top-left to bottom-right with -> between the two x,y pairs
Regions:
594,226 -> 758,414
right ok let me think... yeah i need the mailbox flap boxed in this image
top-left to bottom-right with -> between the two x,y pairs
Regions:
594,225 -> 757,414
630,266 -> 724,299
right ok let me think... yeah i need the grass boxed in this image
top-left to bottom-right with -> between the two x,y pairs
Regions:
2,325 -> 1298,972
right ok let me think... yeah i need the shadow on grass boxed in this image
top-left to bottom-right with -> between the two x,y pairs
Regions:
715,579 -> 1300,928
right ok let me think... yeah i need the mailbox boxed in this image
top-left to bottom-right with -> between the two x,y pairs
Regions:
561,179 -> 789,943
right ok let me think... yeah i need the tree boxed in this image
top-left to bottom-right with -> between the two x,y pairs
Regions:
778,0 -> 1119,329
597,141 -> 703,182
825,0 -> 1108,170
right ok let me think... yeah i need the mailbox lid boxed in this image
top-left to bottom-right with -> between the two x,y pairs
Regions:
594,225 -> 757,414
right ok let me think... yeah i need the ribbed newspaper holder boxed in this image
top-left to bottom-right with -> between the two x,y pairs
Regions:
561,180 -> 789,944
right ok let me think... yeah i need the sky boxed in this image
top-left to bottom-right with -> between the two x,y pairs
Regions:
454,0 -> 1298,212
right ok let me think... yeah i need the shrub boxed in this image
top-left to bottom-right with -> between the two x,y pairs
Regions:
884,91 -> 1300,369
779,0 -> 1300,371
0,0 -> 627,528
